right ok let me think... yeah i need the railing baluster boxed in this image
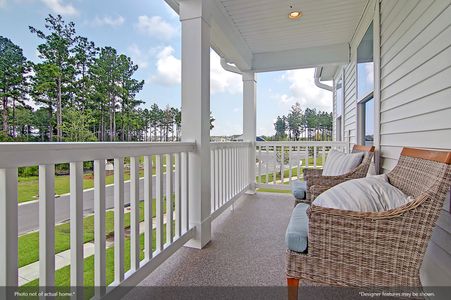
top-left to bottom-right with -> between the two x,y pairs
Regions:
114,158 -> 125,283
211,149 -> 215,212
175,153 -> 181,238
39,164 -> 55,287
314,146 -> 317,168
215,149 -> 219,211
305,147 -> 309,170
322,146 -> 326,167
258,146 -> 262,183
297,146 -> 301,180
70,161 -> 84,288
181,152 -> 189,233
233,147 -> 236,196
265,146 -> 269,184
281,145 -> 284,184
222,148 -> 226,204
226,148 -> 230,201
144,155 -> 153,260
94,160 -> 106,296
166,154 -> 173,244
0,168 -> 18,288
130,156 -> 140,271
273,146 -> 277,185
288,146 -> 292,183
240,147 -> 243,190
156,155 -> 164,251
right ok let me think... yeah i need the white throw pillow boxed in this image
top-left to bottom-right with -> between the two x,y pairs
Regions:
312,174 -> 413,212
322,150 -> 364,176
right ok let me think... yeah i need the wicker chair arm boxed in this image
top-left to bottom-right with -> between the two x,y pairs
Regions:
306,175 -> 351,189
308,185 -> 331,200
303,168 -> 323,180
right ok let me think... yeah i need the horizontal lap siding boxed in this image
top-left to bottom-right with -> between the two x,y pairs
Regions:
380,0 -> 451,287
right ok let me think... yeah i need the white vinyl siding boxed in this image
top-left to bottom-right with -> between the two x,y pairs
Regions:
379,0 -> 451,287
333,0 -> 451,287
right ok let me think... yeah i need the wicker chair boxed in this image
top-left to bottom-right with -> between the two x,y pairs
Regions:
286,147 -> 451,299
297,145 -> 375,205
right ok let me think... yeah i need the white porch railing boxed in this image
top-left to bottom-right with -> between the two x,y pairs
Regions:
0,142 -> 196,298
255,141 -> 348,190
210,142 -> 252,219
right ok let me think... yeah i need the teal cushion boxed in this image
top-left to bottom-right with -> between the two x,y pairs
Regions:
285,203 -> 309,252
291,180 -> 306,200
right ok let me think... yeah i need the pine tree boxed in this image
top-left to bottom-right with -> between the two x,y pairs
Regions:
30,14 -> 77,141
0,36 -> 29,136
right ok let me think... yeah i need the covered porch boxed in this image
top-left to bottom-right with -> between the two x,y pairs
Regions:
1,0 -> 450,299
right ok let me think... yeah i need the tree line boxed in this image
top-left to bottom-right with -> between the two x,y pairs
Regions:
0,14 -> 213,143
273,103 -> 332,141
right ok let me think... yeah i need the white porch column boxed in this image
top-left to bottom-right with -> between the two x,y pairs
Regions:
242,72 -> 257,194
180,0 -> 211,249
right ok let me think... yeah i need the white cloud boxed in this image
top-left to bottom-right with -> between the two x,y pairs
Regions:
275,69 -> 333,112
128,44 -> 159,70
150,46 -> 181,86
0,0 -> 6,8
135,16 -> 177,40
149,48 -> 243,95
41,0 -> 78,16
90,15 -> 125,27
210,51 -> 242,95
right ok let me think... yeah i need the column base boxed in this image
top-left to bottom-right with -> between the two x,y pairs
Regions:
184,216 -> 212,249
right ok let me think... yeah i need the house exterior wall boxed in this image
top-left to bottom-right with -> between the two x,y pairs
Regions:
332,0 -> 451,286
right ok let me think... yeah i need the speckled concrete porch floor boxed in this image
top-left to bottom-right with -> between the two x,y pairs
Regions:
123,192 -> 294,298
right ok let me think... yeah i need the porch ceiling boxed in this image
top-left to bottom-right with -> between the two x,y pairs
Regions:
165,0 -> 368,72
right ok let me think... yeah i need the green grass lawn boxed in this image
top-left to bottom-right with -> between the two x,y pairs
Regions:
23,226 -> 174,300
257,156 -> 323,184
256,188 -> 291,194
18,197 -> 172,268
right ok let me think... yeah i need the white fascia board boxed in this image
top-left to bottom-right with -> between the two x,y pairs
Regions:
252,43 -> 350,73
164,0 -> 253,71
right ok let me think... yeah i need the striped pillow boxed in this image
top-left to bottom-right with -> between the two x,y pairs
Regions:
322,150 -> 364,176
312,174 -> 413,212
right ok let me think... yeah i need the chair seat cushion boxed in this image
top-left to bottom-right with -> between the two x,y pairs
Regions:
312,174 -> 413,212
322,150 -> 364,176
291,180 -> 306,200
285,203 -> 309,252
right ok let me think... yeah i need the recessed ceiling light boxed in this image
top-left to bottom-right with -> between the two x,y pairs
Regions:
288,11 -> 302,20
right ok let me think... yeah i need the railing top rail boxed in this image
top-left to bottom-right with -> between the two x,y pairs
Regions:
0,142 -> 196,168
256,141 -> 347,146
210,141 -> 252,149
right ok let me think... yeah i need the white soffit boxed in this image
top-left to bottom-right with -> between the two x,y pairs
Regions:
165,0 -> 368,72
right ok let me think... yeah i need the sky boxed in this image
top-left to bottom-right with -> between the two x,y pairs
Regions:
0,0 -> 333,137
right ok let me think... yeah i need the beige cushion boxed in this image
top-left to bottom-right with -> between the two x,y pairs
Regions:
312,174 -> 413,212
322,150 -> 364,176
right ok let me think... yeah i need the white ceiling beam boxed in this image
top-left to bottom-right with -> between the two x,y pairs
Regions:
252,43 -> 350,73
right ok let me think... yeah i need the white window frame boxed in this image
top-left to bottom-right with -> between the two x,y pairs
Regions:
356,21 -> 375,145
335,69 -> 345,141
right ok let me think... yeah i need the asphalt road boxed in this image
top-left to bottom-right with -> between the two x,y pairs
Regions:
18,174 -> 174,235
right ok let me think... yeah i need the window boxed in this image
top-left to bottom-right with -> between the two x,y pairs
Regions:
357,22 -> 374,146
336,116 -> 342,141
336,77 -> 343,117
362,98 -> 374,146
357,22 -> 374,100
335,73 -> 344,141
